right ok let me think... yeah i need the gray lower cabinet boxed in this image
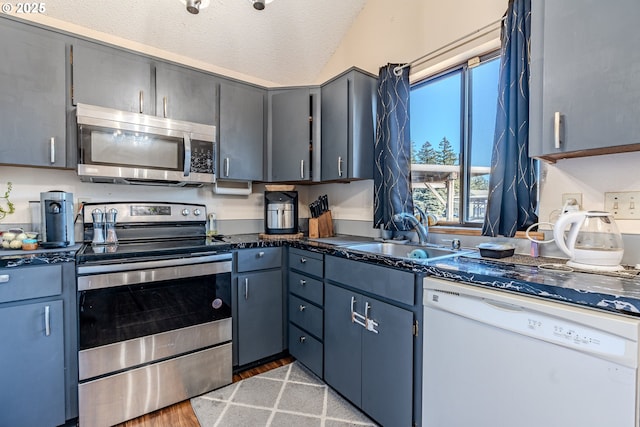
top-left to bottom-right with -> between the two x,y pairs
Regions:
324,257 -> 414,427
219,81 -> 265,181
0,18 -> 67,168
287,248 -> 324,377
321,68 -> 376,181
529,0 -> 640,161
234,247 -> 284,366
268,87 -> 321,182
155,63 -> 217,125
0,262 -> 77,427
72,41 -> 154,115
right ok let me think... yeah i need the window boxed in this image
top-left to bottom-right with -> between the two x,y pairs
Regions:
410,52 -> 500,226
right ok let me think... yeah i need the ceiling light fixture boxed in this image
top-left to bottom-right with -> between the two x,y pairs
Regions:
179,0 -> 211,15
251,0 -> 274,11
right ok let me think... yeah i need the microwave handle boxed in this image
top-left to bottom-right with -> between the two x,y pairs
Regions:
183,133 -> 191,177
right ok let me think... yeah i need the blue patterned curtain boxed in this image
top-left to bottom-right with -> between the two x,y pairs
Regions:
374,64 -> 414,231
482,0 -> 538,237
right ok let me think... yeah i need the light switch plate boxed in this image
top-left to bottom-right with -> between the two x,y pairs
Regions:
604,191 -> 640,219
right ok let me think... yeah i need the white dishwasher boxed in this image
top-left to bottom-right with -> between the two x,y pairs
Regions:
422,277 -> 640,427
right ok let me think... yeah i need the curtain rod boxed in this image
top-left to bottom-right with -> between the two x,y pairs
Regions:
393,16 -> 505,76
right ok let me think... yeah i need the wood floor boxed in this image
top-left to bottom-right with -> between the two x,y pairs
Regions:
115,356 -> 295,427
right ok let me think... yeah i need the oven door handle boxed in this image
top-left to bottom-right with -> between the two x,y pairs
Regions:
77,252 -> 231,276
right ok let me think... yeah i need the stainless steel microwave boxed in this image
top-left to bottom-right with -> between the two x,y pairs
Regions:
76,103 -> 216,187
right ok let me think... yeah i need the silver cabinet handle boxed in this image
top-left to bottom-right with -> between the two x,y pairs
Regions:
183,133 -> 192,177
554,111 -> 563,149
163,96 -> 168,118
299,279 -> 306,286
299,304 -> 306,312
50,137 -> 55,164
0,274 -> 9,283
300,257 -> 307,264
365,301 -> 372,321
244,277 -> 249,300
338,156 -> 343,177
299,336 -> 306,343
44,305 -> 51,337
364,301 -> 379,334
257,251 -> 265,258
300,159 -> 305,179
139,90 -> 144,113
224,158 -> 230,177
351,296 -> 367,328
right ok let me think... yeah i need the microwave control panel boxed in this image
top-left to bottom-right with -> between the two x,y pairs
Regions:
191,140 -> 215,174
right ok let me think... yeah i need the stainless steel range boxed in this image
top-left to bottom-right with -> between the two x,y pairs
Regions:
76,202 -> 232,427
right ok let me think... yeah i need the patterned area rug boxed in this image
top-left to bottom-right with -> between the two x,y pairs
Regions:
191,362 -> 378,427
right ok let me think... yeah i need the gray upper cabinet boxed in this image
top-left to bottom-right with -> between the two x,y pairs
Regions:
529,0 -> 640,161
0,19 -> 67,168
321,68 -> 376,181
219,81 -> 265,181
269,87 -> 321,182
72,41 -> 153,115
155,63 -> 217,125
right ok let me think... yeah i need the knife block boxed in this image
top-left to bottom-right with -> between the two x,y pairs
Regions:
309,211 -> 334,238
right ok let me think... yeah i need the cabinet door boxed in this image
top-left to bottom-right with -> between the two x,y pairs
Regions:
0,300 -> 65,427
236,270 -> 283,365
323,283 -> 362,407
219,82 -> 265,181
361,296 -> 413,427
321,70 -> 376,181
72,42 -> 153,114
530,0 -> 640,159
155,64 -> 216,125
269,88 -> 311,181
0,22 -> 66,167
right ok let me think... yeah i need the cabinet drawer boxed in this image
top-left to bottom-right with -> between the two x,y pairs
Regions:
325,255 -> 415,306
236,247 -> 282,272
288,271 -> 323,306
289,323 -> 323,378
289,294 -> 322,339
289,248 -> 323,278
0,265 -> 62,303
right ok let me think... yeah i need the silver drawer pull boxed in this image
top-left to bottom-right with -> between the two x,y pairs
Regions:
244,278 -> 249,300
258,251 -> 265,258
299,304 -> 306,312
299,279 -> 306,286
0,274 -> 9,283
299,336 -> 306,343
44,305 -> 51,336
300,258 -> 307,264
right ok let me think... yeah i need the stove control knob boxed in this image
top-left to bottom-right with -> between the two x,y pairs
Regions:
181,208 -> 190,216
193,208 -> 202,217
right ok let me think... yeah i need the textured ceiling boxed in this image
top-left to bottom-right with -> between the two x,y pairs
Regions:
38,0 -> 368,86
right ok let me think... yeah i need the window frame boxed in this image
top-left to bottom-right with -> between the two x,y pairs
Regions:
410,49 -> 501,227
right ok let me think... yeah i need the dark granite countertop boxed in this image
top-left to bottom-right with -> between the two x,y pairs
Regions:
4,234 -> 639,318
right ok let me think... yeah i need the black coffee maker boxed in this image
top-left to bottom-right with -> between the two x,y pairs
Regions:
264,191 -> 298,234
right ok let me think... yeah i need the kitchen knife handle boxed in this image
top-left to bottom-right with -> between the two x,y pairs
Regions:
44,305 -> 51,337
554,112 -> 563,149
50,137 -> 55,164
163,96 -> 168,118
338,156 -> 343,177
244,278 -> 249,300
224,158 -> 230,177
300,159 -> 305,179
183,133 -> 192,176
139,90 -> 144,114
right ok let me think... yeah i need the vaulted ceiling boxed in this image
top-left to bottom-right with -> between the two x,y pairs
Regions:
30,0 -> 368,86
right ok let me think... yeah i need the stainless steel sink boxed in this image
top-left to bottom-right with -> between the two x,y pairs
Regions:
344,242 -> 465,261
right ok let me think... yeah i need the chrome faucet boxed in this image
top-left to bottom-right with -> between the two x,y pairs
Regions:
392,211 -> 429,244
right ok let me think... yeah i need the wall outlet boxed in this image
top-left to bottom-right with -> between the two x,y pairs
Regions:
561,193 -> 582,210
604,191 -> 640,219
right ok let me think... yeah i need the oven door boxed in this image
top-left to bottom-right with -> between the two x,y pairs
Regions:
77,254 -> 232,381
